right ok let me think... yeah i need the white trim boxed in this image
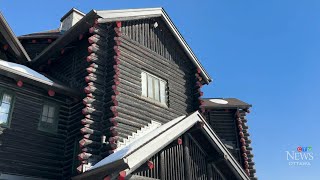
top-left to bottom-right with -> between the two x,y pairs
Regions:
0,59 -> 53,86
89,111 -> 250,180
96,8 -> 211,84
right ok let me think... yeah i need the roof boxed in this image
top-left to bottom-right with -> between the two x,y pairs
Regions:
0,59 -> 80,97
18,29 -> 62,39
202,98 -> 252,109
73,111 -> 250,180
32,8 -> 212,84
0,12 -> 31,63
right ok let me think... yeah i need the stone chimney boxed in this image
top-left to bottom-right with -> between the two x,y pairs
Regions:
59,8 -> 85,32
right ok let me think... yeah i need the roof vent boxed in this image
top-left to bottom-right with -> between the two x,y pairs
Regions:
59,8 -> 85,32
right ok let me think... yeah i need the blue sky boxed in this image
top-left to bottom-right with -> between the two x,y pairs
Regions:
1,0 -> 320,179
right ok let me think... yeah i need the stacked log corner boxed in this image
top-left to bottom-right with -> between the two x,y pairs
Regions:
195,68 -> 204,114
77,21 -> 120,173
236,109 -> 257,180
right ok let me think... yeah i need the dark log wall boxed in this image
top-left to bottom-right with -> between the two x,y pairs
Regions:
133,134 -> 210,180
112,18 -> 203,149
0,75 -> 71,179
78,23 -> 119,173
205,109 -> 257,180
236,109 -> 256,179
46,38 -> 90,90
41,33 -> 93,178
0,33 -> 15,62
20,38 -> 55,59
62,100 -> 83,179
205,109 -> 242,162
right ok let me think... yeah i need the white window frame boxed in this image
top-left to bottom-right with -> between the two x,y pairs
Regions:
141,71 -> 167,105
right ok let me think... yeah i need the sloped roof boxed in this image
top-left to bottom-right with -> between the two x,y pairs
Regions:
18,29 -> 61,39
73,111 -> 250,180
202,98 -> 252,109
0,12 -> 31,63
0,59 -> 80,97
32,8 -> 212,84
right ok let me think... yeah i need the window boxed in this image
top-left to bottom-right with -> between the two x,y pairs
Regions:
0,92 -> 14,127
141,71 -> 167,105
38,102 -> 59,133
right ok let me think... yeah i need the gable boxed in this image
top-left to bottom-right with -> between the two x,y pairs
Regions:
73,111 -> 250,180
0,13 -> 30,64
31,8 -> 211,84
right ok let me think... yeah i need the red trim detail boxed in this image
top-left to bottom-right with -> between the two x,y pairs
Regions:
147,161 -> 154,169
104,176 -> 111,180
79,34 -> 84,40
177,138 -> 182,145
48,90 -> 55,96
118,171 -> 126,180
3,44 -> 8,50
17,80 -> 23,87
116,21 -> 122,28
89,27 -> 95,34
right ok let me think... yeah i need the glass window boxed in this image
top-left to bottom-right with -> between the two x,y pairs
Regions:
0,92 -> 13,127
38,102 -> 58,133
141,71 -> 167,105
141,72 -> 147,97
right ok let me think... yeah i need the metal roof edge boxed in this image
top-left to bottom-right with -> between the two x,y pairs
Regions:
0,12 -> 31,63
159,8 -> 212,84
0,60 -> 81,97
96,7 -> 212,84
79,111 -> 249,180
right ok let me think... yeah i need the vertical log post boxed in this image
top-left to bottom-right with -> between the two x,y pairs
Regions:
183,134 -> 191,180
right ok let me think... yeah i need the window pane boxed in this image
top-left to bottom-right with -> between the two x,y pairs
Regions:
47,117 -> 54,123
0,103 -> 10,113
42,105 -> 49,116
0,113 -> 8,125
141,72 -> 147,97
2,94 -> 12,104
147,75 -> 154,98
48,106 -> 55,118
154,78 -> 160,101
41,116 -> 48,122
160,81 -> 166,103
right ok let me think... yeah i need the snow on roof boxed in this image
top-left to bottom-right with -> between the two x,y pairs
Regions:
0,59 -> 53,85
90,115 -> 186,171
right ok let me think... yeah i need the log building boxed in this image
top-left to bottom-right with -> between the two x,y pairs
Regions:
0,8 -> 257,180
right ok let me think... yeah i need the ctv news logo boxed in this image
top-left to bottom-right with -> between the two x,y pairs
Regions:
286,146 -> 313,166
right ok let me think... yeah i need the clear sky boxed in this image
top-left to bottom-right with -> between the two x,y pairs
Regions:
1,0 -> 320,179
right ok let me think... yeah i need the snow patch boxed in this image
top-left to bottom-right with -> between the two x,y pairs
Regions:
0,60 -> 53,85
209,99 -> 228,104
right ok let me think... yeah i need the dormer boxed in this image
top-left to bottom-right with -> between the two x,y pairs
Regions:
59,8 -> 85,32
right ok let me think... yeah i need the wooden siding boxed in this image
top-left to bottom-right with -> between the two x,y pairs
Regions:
204,108 -> 257,179
76,18 -> 204,172
45,38 -> 90,90
133,133 -> 212,180
113,18 -> 202,145
0,75 -> 71,179
205,109 -> 242,162
20,39 -> 54,59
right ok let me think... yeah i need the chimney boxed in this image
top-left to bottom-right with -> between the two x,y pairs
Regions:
59,8 -> 85,32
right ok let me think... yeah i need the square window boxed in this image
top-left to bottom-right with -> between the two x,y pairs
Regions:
38,102 -> 59,133
141,71 -> 167,105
